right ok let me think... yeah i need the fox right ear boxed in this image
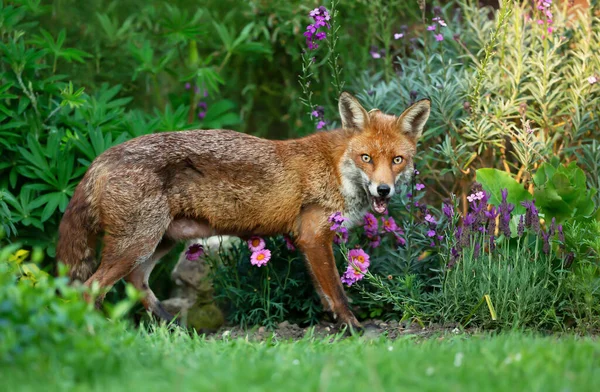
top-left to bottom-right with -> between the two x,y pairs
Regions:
338,92 -> 369,130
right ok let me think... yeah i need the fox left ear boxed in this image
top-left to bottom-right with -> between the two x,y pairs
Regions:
338,92 -> 370,130
397,99 -> 431,140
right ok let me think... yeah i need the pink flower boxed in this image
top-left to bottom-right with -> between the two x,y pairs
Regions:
434,34 -> 444,41
250,249 -> 271,267
284,235 -> 296,251
427,229 -> 436,237
382,216 -> 398,233
370,51 -> 382,59
588,75 -> 598,85
363,212 -> 379,236
348,248 -> 370,271
415,183 -> 425,191
247,236 -> 266,252
438,19 -> 447,27
368,235 -> 381,248
394,33 -> 404,40
425,214 -> 437,224
341,264 -> 365,286
427,25 -> 437,31
185,243 -> 204,261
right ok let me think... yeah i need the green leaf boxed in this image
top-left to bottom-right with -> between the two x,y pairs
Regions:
476,168 -> 532,214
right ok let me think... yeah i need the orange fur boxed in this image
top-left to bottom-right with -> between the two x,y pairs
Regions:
56,92 -> 430,329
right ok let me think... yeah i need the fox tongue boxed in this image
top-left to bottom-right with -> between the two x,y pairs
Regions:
372,197 -> 388,214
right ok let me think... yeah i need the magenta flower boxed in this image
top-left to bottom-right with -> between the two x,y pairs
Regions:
341,264 -> 365,286
284,235 -> 296,251
442,202 -> 454,219
434,34 -> 444,41
247,236 -> 266,252
198,111 -> 206,119
348,248 -> 370,271
427,25 -> 437,31
185,243 -> 204,261
184,82 -> 191,90
415,183 -> 425,191
317,120 -> 327,129
363,212 -> 379,236
315,31 -> 327,40
382,216 -> 398,233
368,235 -> 381,248
311,110 -> 319,117
427,229 -> 436,237
250,249 -> 271,267
341,248 -> 371,286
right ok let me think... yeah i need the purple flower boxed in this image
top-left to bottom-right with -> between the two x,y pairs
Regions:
558,225 -> 564,243
427,229 -> 436,237
382,216 -> 398,233
394,233 -> 406,246
363,212 -> 379,237
370,50 -> 382,59
521,199 -> 540,233
317,120 -> 327,129
425,214 -> 437,224
198,111 -> 206,119
474,243 -> 481,258
517,215 -> 525,237
328,211 -> 348,229
427,25 -> 437,31
416,183 -> 425,191
541,230 -> 551,254
315,31 -> 327,40
498,188 -> 515,237
333,227 -> 349,244
311,110 -> 319,117
368,235 -> 381,248
284,235 -> 296,251
184,82 -> 191,90
185,243 -> 204,261
484,206 -> 499,236
443,202 -> 454,219
198,101 -> 207,109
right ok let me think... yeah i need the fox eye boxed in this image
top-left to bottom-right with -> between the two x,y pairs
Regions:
361,154 -> 371,163
393,156 -> 404,164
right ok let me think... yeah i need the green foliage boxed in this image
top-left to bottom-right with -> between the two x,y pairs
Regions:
205,237 -> 321,328
0,244 -> 140,363
533,157 -> 599,222
476,168 -> 532,215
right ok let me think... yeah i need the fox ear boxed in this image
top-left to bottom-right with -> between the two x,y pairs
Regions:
338,92 -> 369,130
397,99 -> 431,140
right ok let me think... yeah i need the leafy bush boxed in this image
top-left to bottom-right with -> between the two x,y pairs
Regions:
0,244 -> 140,363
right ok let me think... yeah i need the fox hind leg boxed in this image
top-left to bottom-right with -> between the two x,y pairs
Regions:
124,238 -> 179,324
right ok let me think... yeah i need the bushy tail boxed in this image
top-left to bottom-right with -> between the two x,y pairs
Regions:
56,178 -> 99,282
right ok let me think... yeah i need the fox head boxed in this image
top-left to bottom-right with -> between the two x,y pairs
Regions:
337,92 -> 431,214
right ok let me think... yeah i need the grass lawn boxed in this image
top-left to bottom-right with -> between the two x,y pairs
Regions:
2,328 -> 599,392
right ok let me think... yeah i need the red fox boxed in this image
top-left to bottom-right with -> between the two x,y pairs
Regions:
57,92 -> 430,330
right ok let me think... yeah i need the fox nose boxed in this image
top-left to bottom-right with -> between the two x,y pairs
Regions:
377,184 -> 391,197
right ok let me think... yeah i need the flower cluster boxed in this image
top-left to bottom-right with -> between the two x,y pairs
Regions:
247,236 -> 271,267
447,185 -> 565,268
533,0 -> 554,36
427,7 -> 447,42
185,243 -> 204,261
329,211 -> 349,244
311,105 -> 327,130
304,6 -> 331,50
341,248 -> 370,286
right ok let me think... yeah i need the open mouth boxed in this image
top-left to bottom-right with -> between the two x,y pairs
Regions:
371,196 -> 390,214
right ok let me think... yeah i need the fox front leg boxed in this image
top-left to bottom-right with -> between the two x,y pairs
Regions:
296,207 -> 362,332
